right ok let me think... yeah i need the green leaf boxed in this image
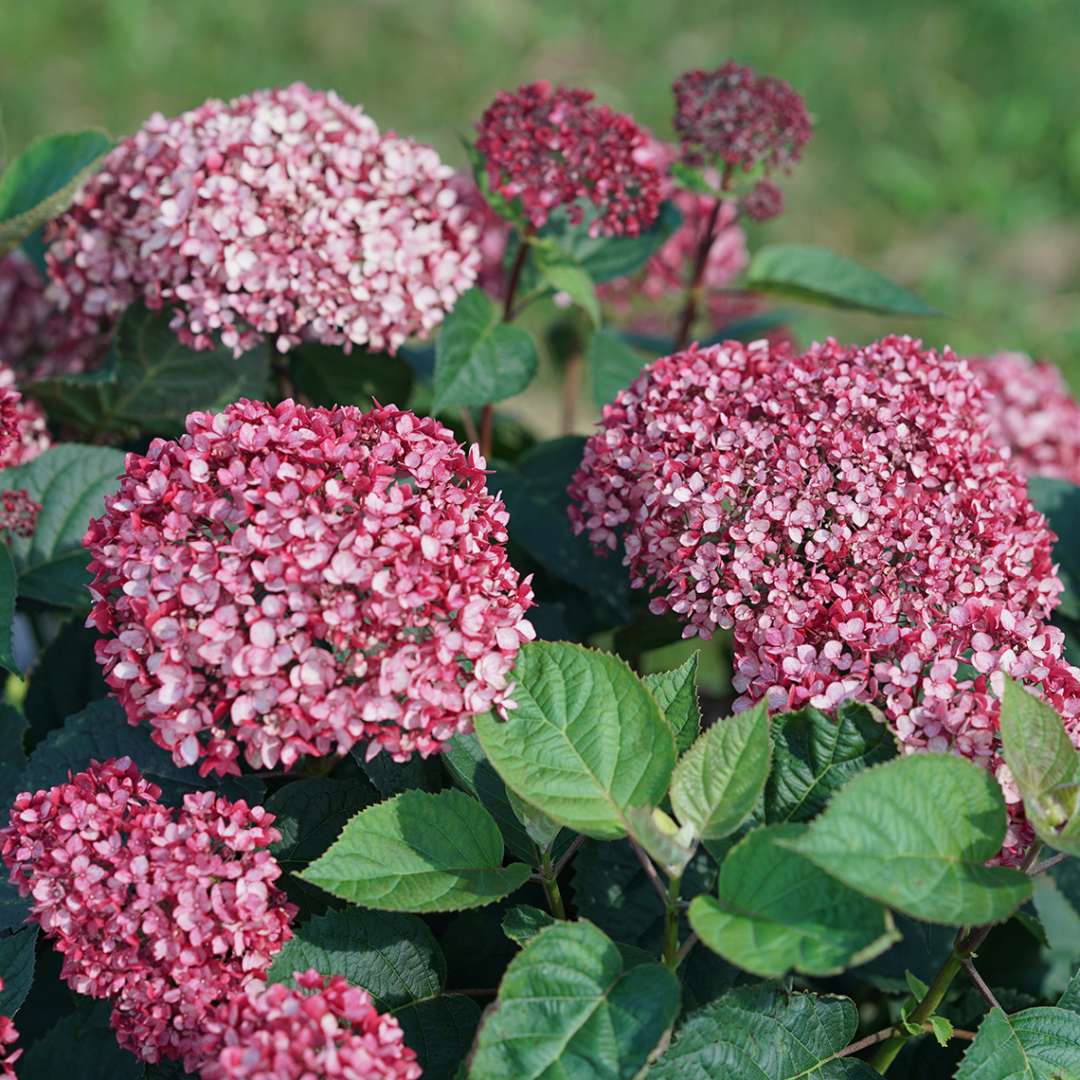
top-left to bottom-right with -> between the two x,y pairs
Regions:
0,926 -> 37,1016
19,1002 -> 143,1080
533,248 -> 599,325
0,131 -> 111,255
1060,969 -> 1080,1014
0,545 -> 17,672
502,904 -> 557,947
356,748 -> 444,798
670,161 -> 717,196
928,1013 -> 955,1047
267,908 -> 444,1009
474,642 -> 675,839
746,244 -> 938,316
1029,476 -> 1080,621
999,675 -> 1080,855
30,303 -> 270,438
469,919 -> 680,1080
267,777 -> 378,872
504,788 -> 562,852
396,995 -> 481,1080
299,788 -> 530,912
787,754 -> 1033,925
643,654 -> 702,756
1,444 -> 124,608
670,701 -> 770,841
650,985 -> 879,1079
625,805 -> 698,878
432,288 -> 538,410
288,343 -> 413,410
589,328 -> 646,409
955,1006 -> 1080,1079
689,823 -> 898,978
765,701 -> 897,823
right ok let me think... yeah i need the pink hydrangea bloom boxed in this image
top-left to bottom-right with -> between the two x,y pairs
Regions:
673,61 -> 812,174
0,980 -> 19,1078
46,82 -> 480,357
199,970 -> 421,1080
0,251 -> 103,379
448,172 -> 511,299
0,376 -> 49,468
971,351 -> 1080,485
0,757 -> 294,1068
743,179 -> 784,222
0,488 -> 40,540
475,81 -> 662,236
85,400 -> 535,776
569,336 -> 1080,861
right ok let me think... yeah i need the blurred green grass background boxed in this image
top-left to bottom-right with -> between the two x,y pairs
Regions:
2,0 -> 1079,376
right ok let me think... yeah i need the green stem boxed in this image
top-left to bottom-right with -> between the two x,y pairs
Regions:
540,849 -> 567,920
662,874 -> 682,969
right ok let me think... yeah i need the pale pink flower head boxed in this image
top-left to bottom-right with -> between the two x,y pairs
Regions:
0,757 -> 295,1068
46,82 -> 480,357
85,400 -> 535,776
971,351 -> 1080,485
569,336 -> 1080,862
673,61 -> 812,174
0,373 -> 49,468
200,970 -> 422,1080
474,81 -> 663,236
0,979 -> 19,1079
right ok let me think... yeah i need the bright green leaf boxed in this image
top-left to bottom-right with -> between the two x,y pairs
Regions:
644,653 -> 702,755
787,754 -> 1032,925
747,244 -> 938,315
670,701 -> 770,841
502,904 -> 557,947
432,288 -> 538,410
589,328 -> 646,408
928,1013 -> 955,1047
469,920 -> 680,1080
670,161 -> 717,195
288,343 -> 414,410
955,1006 -> 1080,1079
1,443 -> 124,608
299,788 -> 530,912
689,823 -> 898,978
534,249 -> 600,325
475,642 -> 675,839
0,545 -> 17,673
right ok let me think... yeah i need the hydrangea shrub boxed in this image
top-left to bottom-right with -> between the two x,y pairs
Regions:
1,60 -> 1079,1080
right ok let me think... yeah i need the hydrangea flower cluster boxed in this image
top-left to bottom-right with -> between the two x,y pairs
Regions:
673,61 -> 813,174
0,374 -> 49,468
45,82 -> 480,356
474,81 -> 662,236
86,400 -> 535,775
0,488 -> 40,540
0,981 -> 19,1079
743,179 -> 785,222
569,336 -> 1080,859
972,351 -> 1080,485
0,251 -> 101,379
0,757 -> 294,1068
199,970 -> 421,1080
448,171 -> 511,299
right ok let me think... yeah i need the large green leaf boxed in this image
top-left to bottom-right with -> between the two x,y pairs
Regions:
288,343 -> 414,410
533,247 -> 599,325
299,788 -> 530,912
643,653 -> 702,755
469,919 -> 680,1080
765,701 -> 897,823
670,701 -> 770,841
267,777 -> 378,873
589,328 -> 646,409
19,1002 -> 142,1080
954,1006 -> 1080,1079
0,130 -> 111,255
746,244 -> 937,315
1029,476 -> 1080,622
0,545 -> 17,672
689,823 -> 898,978
432,287 -> 538,410
396,995 -> 481,1080
475,642 -> 675,839
650,986 -> 879,1079
0,926 -> 37,1017
1,443 -> 124,608
999,675 -> 1080,855
787,754 -> 1032,925
30,304 -> 270,437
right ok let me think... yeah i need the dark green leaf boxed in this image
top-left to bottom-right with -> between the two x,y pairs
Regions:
395,994 -> 480,1080
355,748 -> 444,798
747,244 -> 938,315
955,1006 -> 1080,1079
502,904 -> 556,947
288,344 -> 413,410
1029,476 -> 1080,622
0,545 -> 17,672
267,777 -> 378,871
19,1001 -> 142,1080
0,926 -> 37,1016
589,328 -> 646,408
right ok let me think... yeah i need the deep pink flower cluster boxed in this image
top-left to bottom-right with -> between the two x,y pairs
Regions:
0,251 -> 102,380
569,336 -> 1080,859
474,81 -> 662,236
0,980 -> 19,1079
0,376 -> 49,469
0,488 -> 40,540
673,61 -> 812,174
1,758 -> 294,1068
45,82 -> 479,357
743,179 -> 784,222
972,351 -> 1080,485
199,970 -> 421,1080
86,400 -> 535,776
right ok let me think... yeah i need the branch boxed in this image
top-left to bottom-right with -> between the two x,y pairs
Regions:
1029,852 -> 1069,877
961,957 -> 1003,1012
629,837 -> 670,906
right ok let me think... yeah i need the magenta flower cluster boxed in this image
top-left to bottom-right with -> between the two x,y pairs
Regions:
475,81 -> 663,236
0,981 -> 18,1078
0,757 -> 295,1069
45,82 -> 480,357
0,371 -> 49,469
85,400 -> 535,776
973,351 -> 1080,486
199,970 -> 421,1079
673,61 -> 813,174
569,336 -> 1080,859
